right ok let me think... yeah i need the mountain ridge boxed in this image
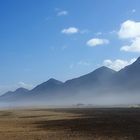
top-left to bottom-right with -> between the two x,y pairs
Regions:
1,57 -> 140,105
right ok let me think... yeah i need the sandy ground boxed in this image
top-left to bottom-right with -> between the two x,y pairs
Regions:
0,108 -> 140,140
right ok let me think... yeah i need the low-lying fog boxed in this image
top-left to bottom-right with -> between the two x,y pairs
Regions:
0,91 -> 140,109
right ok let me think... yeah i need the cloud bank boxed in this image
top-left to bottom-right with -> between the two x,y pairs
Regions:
118,20 -> 140,52
87,38 -> 109,47
57,10 -> 68,16
103,58 -> 136,71
62,27 -> 79,34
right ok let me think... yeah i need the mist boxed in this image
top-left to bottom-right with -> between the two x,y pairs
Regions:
1,90 -> 140,109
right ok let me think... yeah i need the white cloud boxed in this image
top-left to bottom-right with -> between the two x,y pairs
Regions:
121,37 -> 140,52
18,82 -> 33,89
62,27 -> 79,34
118,20 -> 140,52
57,10 -> 68,16
87,38 -> 109,47
118,20 -> 140,39
103,58 -> 136,71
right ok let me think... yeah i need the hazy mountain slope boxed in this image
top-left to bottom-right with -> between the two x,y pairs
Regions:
111,57 -> 140,92
61,66 -> 116,95
30,78 -> 63,94
0,57 -> 140,104
0,88 -> 29,101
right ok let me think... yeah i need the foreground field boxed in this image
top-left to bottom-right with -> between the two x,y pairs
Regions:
0,108 -> 140,140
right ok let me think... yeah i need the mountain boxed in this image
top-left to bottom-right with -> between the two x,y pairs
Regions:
111,57 -> 140,92
31,78 -> 63,94
26,78 -> 64,101
64,66 -> 116,87
0,57 -> 140,105
62,66 -> 116,95
0,88 -> 29,101
0,66 -> 116,103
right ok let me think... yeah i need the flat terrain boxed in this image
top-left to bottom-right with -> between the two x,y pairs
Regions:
0,108 -> 140,140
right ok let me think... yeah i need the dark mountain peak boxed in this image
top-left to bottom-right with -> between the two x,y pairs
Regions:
46,78 -> 63,85
114,56 -> 140,89
136,56 -> 140,61
92,66 -> 116,75
15,87 -> 29,93
100,66 -> 115,72
133,57 -> 140,64
65,66 -> 116,87
0,87 -> 29,99
31,78 -> 63,93
118,57 -> 140,73
98,66 -> 108,70
48,78 -> 56,81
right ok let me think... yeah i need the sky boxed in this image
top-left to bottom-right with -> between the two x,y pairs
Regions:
0,0 -> 140,94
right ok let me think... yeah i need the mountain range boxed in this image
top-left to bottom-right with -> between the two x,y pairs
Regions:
0,57 -> 140,106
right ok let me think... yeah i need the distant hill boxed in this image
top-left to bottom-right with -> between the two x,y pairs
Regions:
30,78 -> 63,95
0,57 -> 140,106
0,88 -> 29,101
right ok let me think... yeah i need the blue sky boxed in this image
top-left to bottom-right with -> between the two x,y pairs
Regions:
0,0 -> 140,93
